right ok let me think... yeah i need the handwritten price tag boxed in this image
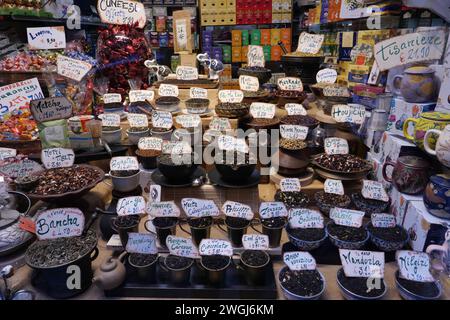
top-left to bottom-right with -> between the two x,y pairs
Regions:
221,201 -> 254,220
316,68 -> 338,84
27,26 -> 66,50
296,32 -> 324,54
285,103 -> 307,116
181,198 -> 220,218
289,208 -> 324,229
127,113 -> 148,128
97,0 -> 146,28
259,202 -> 288,219
242,234 -> 269,250
35,208 -> 84,240
199,239 -> 233,257
324,179 -> 344,195
280,178 -> 301,192
147,201 -> 180,217
247,45 -> 265,67
324,137 -> 349,155
101,113 -> 121,127
126,232 -> 158,254
277,77 -> 303,91
152,111 -> 173,129
41,148 -> 74,169
0,148 -> 16,160
117,196 -> 146,216
30,96 -> 73,123
280,125 -> 308,140
340,249 -> 385,278
330,208 -> 365,228
175,114 -> 201,128
138,137 -> 162,151
129,90 -> 154,103
190,87 -> 208,99
371,213 -> 396,228
396,250 -> 435,282
0,159 -> 43,179
57,55 -> 92,82
218,90 -> 244,103
250,102 -> 276,119
176,66 -> 199,80
110,156 -> 139,171
103,93 -> 122,104
284,252 -> 316,271
166,235 -> 200,258
159,84 -> 179,97
239,75 -> 259,92
362,180 -> 389,202
323,85 -> 350,97
162,141 -> 192,154
0,78 -> 44,116
217,135 -> 249,153
209,117 -> 231,131
331,104 -> 366,125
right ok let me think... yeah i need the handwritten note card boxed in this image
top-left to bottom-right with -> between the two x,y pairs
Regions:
340,249 -> 385,278
181,198 -> 220,218
284,252 -> 317,271
117,196 -> 146,216
259,202 -> 288,219
41,148 -> 74,169
330,207 -> 365,228
35,208 -> 84,240
221,201 -> 254,220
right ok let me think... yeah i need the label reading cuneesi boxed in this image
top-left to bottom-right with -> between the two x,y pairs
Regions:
221,201 -> 254,220
362,180 -> 389,202
175,114 -> 201,128
166,235 -> 200,259
285,103 -> 307,116
30,96 -> 73,123
316,68 -> 337,84
129,90 -> 154,103
242,234 -> 269,251
289,208 -> 324,229
284,252 -> 316,271
330,207 -> 365,228
324,137 -> 349,155
339,249 -> 385,278
176,66 -> 199,81
280,178 -> 301,192
147,201 -> 180,217
116,196 -> 146,216
199,239 -> 233,257
190,87 -> 208,99
110,156 -> 139,171
209,117 -> 231,131
324,179 -> 345,195
127,113 -> 148,128
218,90 -> 244,103
239,75 -> 259,92
181,198 -> 220,218
280,125 -> 308,140
103,93 -> 122,104
138,137 -> 163,151
35,208 -> 84,240
152,110 -> 173,129
101,113 -> 121,127
259,202 -> 288,219
126,232 -> 158,254
250,103 -> 276,119
41,148 -> 75,169
396,250 -> 435,283
158,84 -> 179,97
331,104 -> 366,125
277,77 -> 303,91
97,0 -> 146,28
0,147 -> 16,160
371,213 -> 396,228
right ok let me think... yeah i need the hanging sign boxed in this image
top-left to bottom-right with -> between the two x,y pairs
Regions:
181,198 -> 220,218
147,201 -> 180,217
284,252 -> 317,271
371,213 -> 396,228
166,235 -> 200,259
289,208 -> 324,229
158,84 -> 179,97
117,196 -> 146,216
280,178 -> 301,192
127,113 -> 148,128
323,86 -> 350,97
280,125 -> 308,140
152,111 -> 173,129
296,32 -> 324,55
35,208 -> 84,240
0,78 -> 44,116
362,180 -> 389,202
316,68 -> 338,84
199,239 -> 233,257
250,103 -> 276,119
396,250 -> 435,282
239,75 -> 259,92
27,26 -> 66,50
324,179 -> 345,195
176,66 -> 198,80
247,45 -> 265,67
242,234 -> 269,250
101,113 -> 121,127
277,77 -> 303,91
57,55 -> 92,82
209,117 -> 231,131
259,202 -> 288,219
97,0 -> 146,28
331,104 -> 366,125
340,249 -> 385,278
138,137 -> 163,151
0,148 -> 16,160
324,137 -> 349,155
222,201 -> 254,220
285,103 -> 307,116
0,159 -> 43,179
129,90 -> 154,103
330,207 -> 365,228
110,156 -> 139,171
126,232 -> 158,254
190,87 -> 208,99
218,90 -> 244,103
175,114 -> 201,128
30,96 -> 73,123
103,93 -> 122,104
41,148 -> 74,169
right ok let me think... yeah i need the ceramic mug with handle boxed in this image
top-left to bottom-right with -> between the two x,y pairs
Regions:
424,125 -> 450,168
403,112 -> 450,150
426,229 -> 450,275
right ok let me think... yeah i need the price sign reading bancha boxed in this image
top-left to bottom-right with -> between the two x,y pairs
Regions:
35,208 -> 84,240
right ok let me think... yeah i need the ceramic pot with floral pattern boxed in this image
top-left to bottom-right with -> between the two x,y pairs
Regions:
423,174 -> 450,220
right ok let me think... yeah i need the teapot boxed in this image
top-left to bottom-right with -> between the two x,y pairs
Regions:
92,252 -> 127,290
426,229 -> 450,276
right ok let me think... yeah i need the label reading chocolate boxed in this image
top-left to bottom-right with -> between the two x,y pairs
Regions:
129,90 -> 154,103
296,32 -> 324,55
127,113 -> 148,128
323,86 -> 350,97
316,68 -> 338,84
103,93 -> 122,104
35,208 -> 84,240
101,113 -> 121,127
27,26 -> 66,50
289,208 -> 324,229
362,180 -> 389,202
166,235 -> 200,259
0,148 -> 16,160
126,232 -> 158,254
242,234 -> 269,250
250,102 -> 276,119
209,117 -> 231,131
181,198 -> 220,218
218,90 -> 244,103
30,96 -> 73,123
138,137 -> 163,151
176,66 -> 199,80
324,137 -> 349,155
117,196 -> 146,216
324,179 -> 345,195
97,0 -> 146,28
247,45 -> 265,67
222,201 -> 254,220
152,111 -> 173,129
199,239 -> 233,257
110,156 -> 139,171
339,249 -> 385,278
371,213 -> 396,228
259,202 -> 288,219
217,135 -> 249,153
0,159 -> 43,179
41,148 -> 75,169
280,178 -> 301,192
277,77 -> 303,91
330,207 -> 365,228
331,104 -> 366,125
57,55 -> 92,82
284,252 -> 316,271
285,103 -> 307,116
162,141 -> 192,154
396,250 -> 434,282
280,125 -> 308,140
190,87 -> 208,99
239,75 -> 259,92
147,201 -> 180,217
158,84 -> 179,97
175,114 -> 201,128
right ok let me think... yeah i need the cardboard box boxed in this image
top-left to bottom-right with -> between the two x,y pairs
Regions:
270,28 -> 281,46
179,53 -> 197,67
371,132 -> 422,164
232,46 -> 242,62
389,187 -> 423,226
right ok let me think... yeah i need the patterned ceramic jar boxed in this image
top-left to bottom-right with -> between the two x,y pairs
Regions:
423,174 -> 450,220
424,124 -> 450,168
403,112 -> 450,150
393,66 -> 438,103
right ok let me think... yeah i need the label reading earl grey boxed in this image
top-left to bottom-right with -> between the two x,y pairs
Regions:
110,156 -> 139,171
331,104 -> 366,125
324,179 -> 344,195
41,148 -> 75,169
362,180 -> 389,202
339,249 -> 385,278
218,90 -> 244,103
280,125 -> 308,140
209,117 -> 231,131
152,111 -> 173,129
239,75 -> 259,92
316,68 -> 338,84
259,202 -> 288,219
250,103 -> 276,119
277,77 -> 303,91
147,201 -> 180,217
117,196 -> 146,216
330,207 -> 365,228
190,87 -> 208,99
175,114 -> 201,128
222,201 -> 254,220
176,66 -> 199,80
35,208 -> 84,240
371,213 -> 396,228
242,234 -> 269,251
285,103 -> 307,116
158,84 -> 179,97
127,113 -> 148,128
324,137 -> 349,155
199,239 -> 233,257
396,250 -> 434,282
284,252 -> 316,271
166,235 -> 200,259
103,93 -> 122,104
181,198 -> 220,218
138,137 -> 163,151
280,178 -> 301,192
126,232 -> 158,254
101,113 -> 121,127
129,90 -> 154,103
289,208 -> 324,229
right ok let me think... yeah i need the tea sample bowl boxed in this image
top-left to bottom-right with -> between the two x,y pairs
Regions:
238,66 -> 272,84
352,192 -> 389,217
109,170 -> 140,193
185,98 -> 210,114
337,267 -> 387,300
278,266 -> 326,300
155,96 -> 181,112
394,270 -> 442,300
102,127 -> 122,144
314,191 -> 352,215
366,223 -> 408,252
214,151 -> 256,183
157,153 -> 199,183
286,226 -> 327,251
126,128 -> 149,145
215,102 -> 250,118
326,221 -> 369,250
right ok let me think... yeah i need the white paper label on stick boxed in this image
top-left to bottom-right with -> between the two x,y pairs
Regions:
209,117 -> 231,131
0,159 -> 43,179
166,235 -> 200,259
289,208 -> 324,229
277,77 -> 303,91
27,26 -> 66,50
250,103 -> 276,119
222,201 -> 254,220
324,179 -> 345,195
129,90 -> 154,103
362,180 -> 389,202
217,135 -> 248,153
126,232 -> 158,254
296,32 -> 324,54
396,250 -> 434,282
218,90 -> 244,103
316,68 -> 338,84
147,201 -> 180,217
0,78 -> 44,116
331,104 -> 366,125
176,66 -> 199,80
330,207 -> 365,228
35,208 -> 84,240
138,137 -> 163,151
284,252 -> 316,271
117,196 -> 146,216
30,96 -> 73,123
110,156 -> 139,171
0,148 -> 16,160
371,213 -> 396,228
280,178 -> 301,192
41,148 -> 75,169
162,141 -> 192,154
280,125 -> 308,140
247,45 -> 265,68
285,103 -> 307,116
152,111 -> 173,129
158,84 -> 179,97
190,87 -> 208,99
57,55 -> 92,82
324,138 -> 349,155
199,239 -> 233,257
97,0 -> 146,28
242,234 -> 269,251
175,114 -> 201,128
323,86 -> 350,97
103,93 -> 122,104
127,113 -> 148,128
339,249 -> 385,278
239,75 -> 259,92
259,202 -> 288,219
181,198 -> 220,218
101,113 -> 121,127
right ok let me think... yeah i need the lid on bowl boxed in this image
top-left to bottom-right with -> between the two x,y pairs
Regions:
398,155 -> 430,168
430,174 -> 450,188
404,66 -> 435,75
421,112 -> 450,121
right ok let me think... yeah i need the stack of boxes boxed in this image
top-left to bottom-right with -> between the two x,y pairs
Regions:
271,0 -> 292,23
236,0 -> 272,25
200,0 -> 236,26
